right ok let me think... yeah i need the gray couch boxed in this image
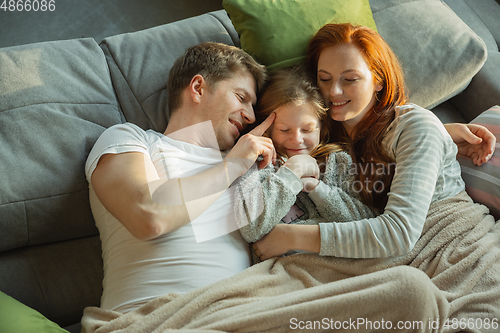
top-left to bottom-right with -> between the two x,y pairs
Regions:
0,1 -> 499,332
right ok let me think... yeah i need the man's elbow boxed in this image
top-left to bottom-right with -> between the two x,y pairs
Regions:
124,204 -> 188,241
133,220 -> 164,241
126,209 -> 166,241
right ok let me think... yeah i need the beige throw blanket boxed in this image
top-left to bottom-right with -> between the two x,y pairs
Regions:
82,192 -> 500,332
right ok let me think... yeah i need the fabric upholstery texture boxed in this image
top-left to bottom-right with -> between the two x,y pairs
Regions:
369,0 -> 487,109
458,106 -> 500,219
0,38 -> 120,326
100,11 -> 238,133
222,0 -> 377,70
443,0 -> 498,52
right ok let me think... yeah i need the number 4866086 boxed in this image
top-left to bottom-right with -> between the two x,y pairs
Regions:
1,0 -> 55,11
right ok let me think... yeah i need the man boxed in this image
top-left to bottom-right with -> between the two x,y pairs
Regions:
85,42 -> 275,313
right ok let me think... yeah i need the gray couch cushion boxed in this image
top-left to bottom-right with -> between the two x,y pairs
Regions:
0,38 -> 122,252
0,236 -> 103,327
442,0 -> 498,52
0,38 -> 121,326
370,0 -> 488,109
449,53 -> 500,121
463,0 -> 500,50
100,11 -> 238,132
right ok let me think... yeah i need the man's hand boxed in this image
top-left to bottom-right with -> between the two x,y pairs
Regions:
283,155 -> 320,179
225,113 -> 276,180
445,123 -> 496,166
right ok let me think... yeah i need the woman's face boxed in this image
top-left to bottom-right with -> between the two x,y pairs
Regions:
268,102 -> 321,158
316,44 -> 382,136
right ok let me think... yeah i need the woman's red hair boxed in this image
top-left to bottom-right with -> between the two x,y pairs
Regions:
306,23 -> 408,211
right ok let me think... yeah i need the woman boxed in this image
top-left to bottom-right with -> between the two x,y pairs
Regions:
253,23 -> 497,261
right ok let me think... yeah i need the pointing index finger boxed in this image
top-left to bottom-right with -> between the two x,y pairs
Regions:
249,112 -> 275,137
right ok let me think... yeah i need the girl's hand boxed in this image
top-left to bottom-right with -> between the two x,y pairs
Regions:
301,177 -> 320,193
283,155 -> 320,179
253,224 -> 294,261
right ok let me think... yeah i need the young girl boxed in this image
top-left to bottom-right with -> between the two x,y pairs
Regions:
234,68 -> 377,263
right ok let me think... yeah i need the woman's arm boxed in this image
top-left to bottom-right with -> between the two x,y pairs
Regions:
253,224 -> 321,261
255,108 -> 455,259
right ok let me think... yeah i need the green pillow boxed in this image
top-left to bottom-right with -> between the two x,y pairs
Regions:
0,291 -> 69,333
222,0 -> 377,70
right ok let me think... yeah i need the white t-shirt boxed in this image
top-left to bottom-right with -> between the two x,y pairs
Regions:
85,123 -> 251,313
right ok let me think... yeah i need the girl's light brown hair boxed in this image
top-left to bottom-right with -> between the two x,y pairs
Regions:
255,67 -> 343,164
307,23 -> 408,211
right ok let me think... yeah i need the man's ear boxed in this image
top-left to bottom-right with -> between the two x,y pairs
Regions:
189,74 -> 205,104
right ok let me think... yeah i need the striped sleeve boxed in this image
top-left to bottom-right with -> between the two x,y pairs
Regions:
319,108 -> 450,258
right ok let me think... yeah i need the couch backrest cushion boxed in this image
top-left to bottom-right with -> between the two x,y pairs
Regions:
442,0 -> 498,52
0,38 -> 122,251
100,10 -> 239,132
0,38 -> 122,325
370,0 -> 487,109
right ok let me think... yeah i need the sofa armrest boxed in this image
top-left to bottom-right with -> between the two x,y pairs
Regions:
450,52 -> 500,121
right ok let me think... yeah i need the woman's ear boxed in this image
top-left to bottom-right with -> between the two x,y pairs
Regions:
189,74 -> 205,103
375,82 -> 383,92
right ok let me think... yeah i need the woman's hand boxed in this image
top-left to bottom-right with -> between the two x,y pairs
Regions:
253,224 -> 321,261
253,224 -> 293,261
444,123 -> 496,166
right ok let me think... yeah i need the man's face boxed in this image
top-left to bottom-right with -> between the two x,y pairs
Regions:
201,70 -> 257,151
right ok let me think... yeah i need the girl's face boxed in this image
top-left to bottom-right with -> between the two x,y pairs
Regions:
316,44 -> 382,136
268,102 -> 321,158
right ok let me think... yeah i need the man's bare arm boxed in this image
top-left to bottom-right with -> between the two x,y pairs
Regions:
91,113 -> 276,240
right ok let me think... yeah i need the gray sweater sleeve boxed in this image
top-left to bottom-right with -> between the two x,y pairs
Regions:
308,151 -> 377,222
234,163 -> 303,243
